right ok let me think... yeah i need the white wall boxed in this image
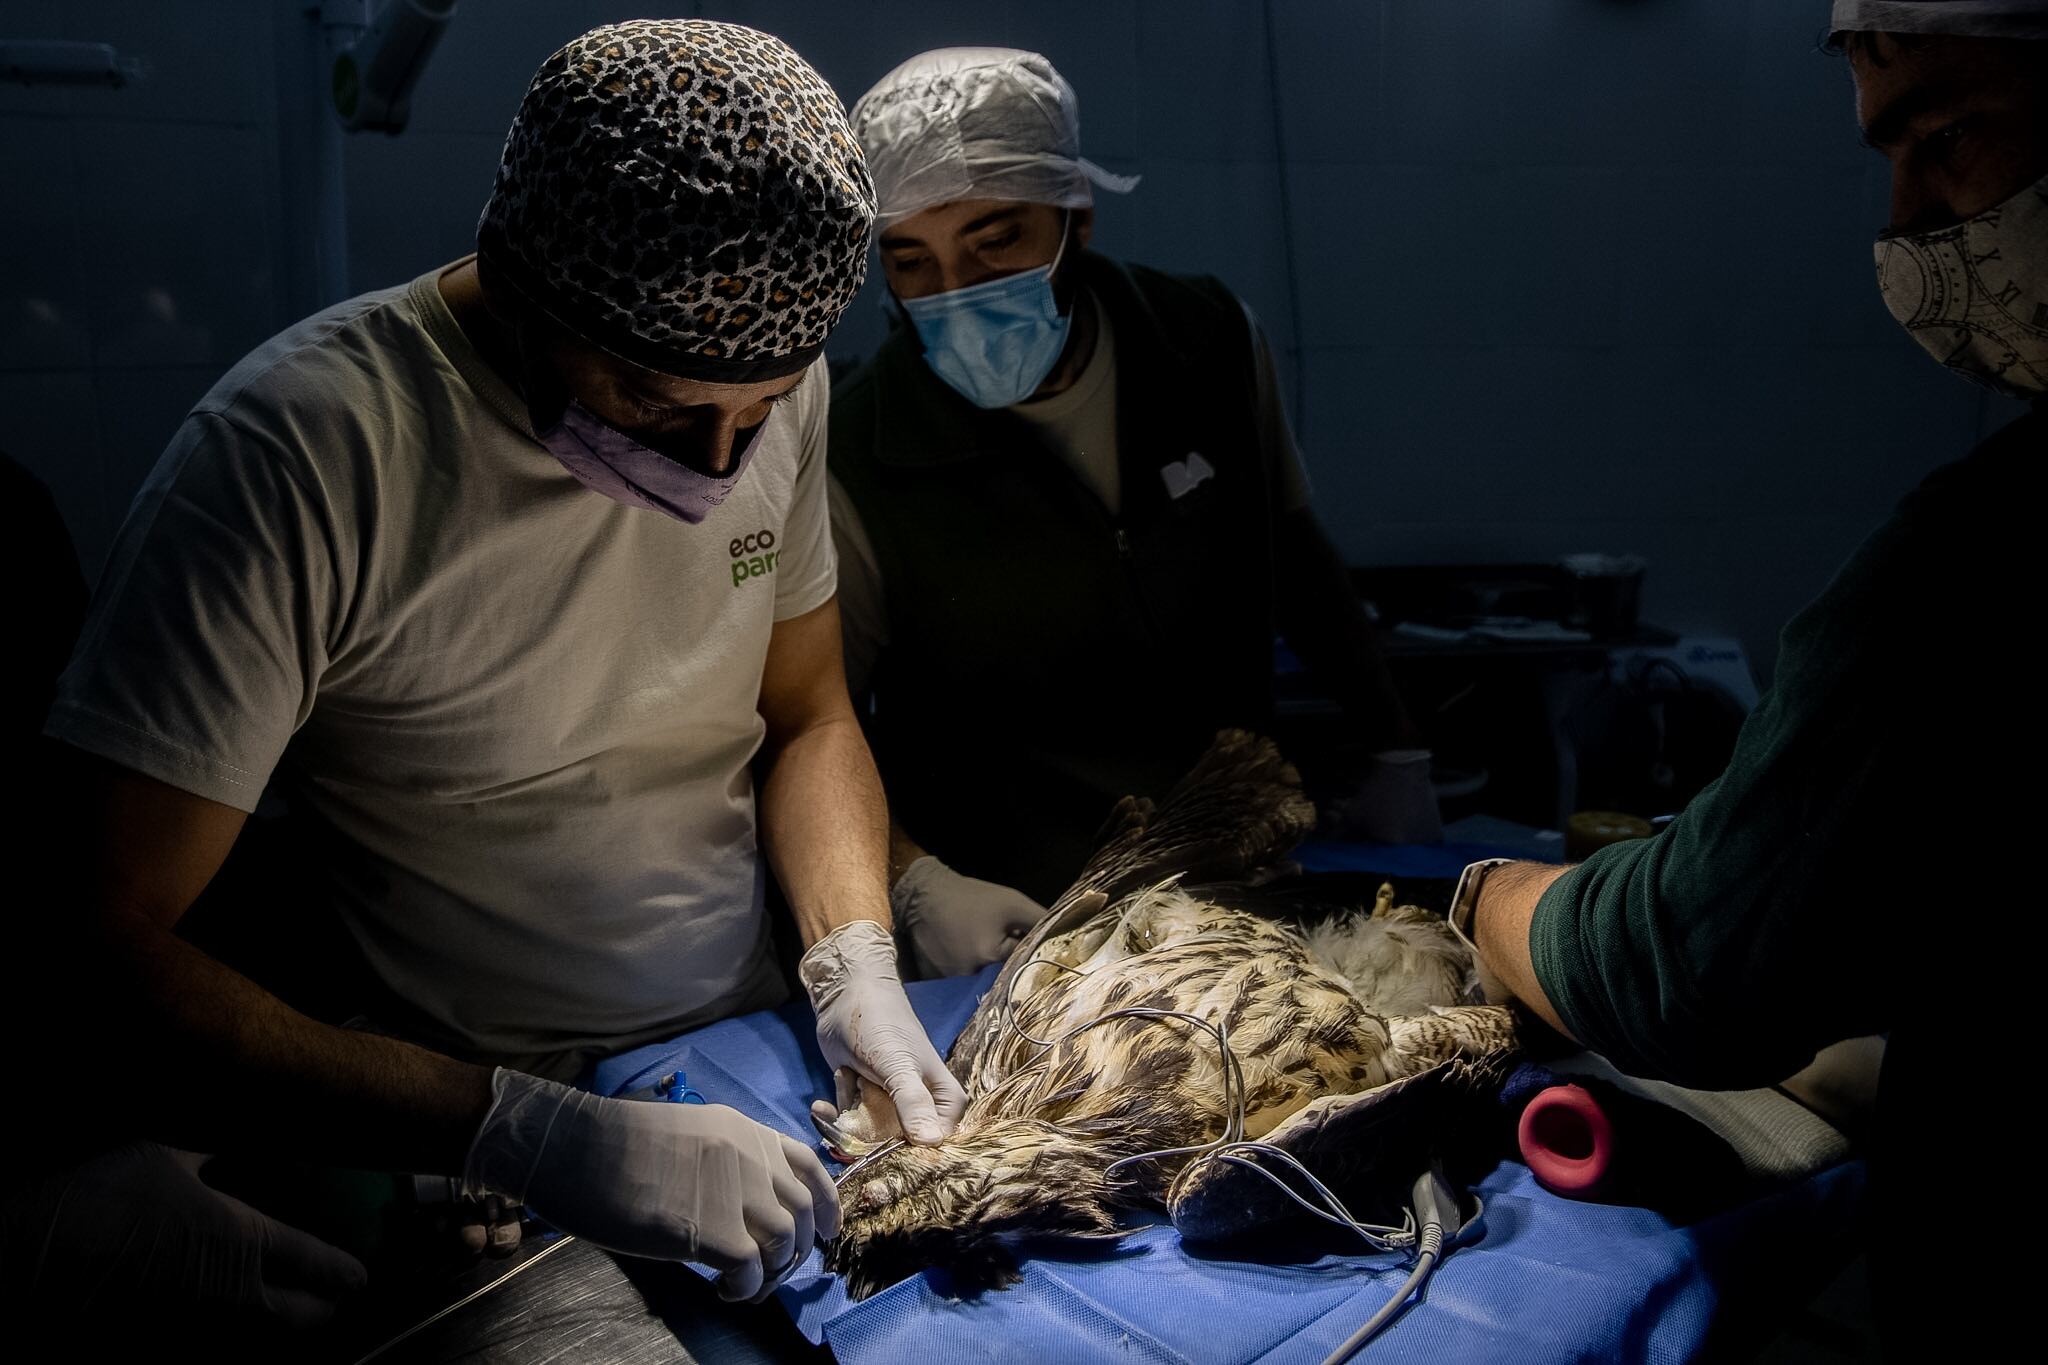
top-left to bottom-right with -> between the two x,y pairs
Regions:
1,1 -> 2022,676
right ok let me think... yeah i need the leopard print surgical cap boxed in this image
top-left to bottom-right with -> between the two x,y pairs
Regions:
477,19 -> 875,383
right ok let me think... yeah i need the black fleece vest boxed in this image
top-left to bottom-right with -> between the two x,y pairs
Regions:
830,253 -> 1280,902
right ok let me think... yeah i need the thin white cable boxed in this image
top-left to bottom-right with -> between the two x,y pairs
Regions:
999,928 -> 1418,1256
848,898 -> 1462,1356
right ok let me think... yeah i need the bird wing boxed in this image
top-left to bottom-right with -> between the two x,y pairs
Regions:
949,731 -> 1316,1077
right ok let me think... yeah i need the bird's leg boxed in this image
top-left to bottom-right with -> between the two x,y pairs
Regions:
1388,1005 -> 1519,1066
811,1066 -> 908,1161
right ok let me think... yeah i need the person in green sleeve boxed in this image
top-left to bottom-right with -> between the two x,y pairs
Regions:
829,49 -> 1434,977
1459,3 -> 2047,1353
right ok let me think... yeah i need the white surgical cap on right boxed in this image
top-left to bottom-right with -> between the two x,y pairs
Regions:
850,47 -> 1140,226
1830,0 -> 2048,38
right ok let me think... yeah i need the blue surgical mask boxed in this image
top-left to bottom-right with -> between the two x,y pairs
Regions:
536,400 -> 764,524
900,216 -> 1074,409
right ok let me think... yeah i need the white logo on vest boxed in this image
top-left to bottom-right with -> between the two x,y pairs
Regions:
1160,451 -> 1216,500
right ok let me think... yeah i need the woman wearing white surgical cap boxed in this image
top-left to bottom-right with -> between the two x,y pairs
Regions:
826,49 -> 1435,980
1459,3 -> 2046,1355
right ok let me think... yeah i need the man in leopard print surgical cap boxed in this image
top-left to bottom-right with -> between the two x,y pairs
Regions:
16,19 -> 960,1329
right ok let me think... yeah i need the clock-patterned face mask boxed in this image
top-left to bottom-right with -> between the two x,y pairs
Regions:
1875,168 -> 2048,398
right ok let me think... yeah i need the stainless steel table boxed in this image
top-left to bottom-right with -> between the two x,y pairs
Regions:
338,1234 -> 831,1365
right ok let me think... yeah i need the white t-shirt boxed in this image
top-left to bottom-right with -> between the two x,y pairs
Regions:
1009,293 -> 1125,514
49,265 -> 837,1076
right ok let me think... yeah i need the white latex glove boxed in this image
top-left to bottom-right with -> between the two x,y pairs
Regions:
1328,749 -> 1444,844
799,919 -> 968,1145
0,1142 -> 367,1328
463,1068 -> 838,1303
893,855 -> 1046,979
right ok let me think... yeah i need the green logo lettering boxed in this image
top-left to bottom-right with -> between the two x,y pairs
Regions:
727,534 -> 783,589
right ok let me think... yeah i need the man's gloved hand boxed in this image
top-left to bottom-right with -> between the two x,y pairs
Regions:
0,1141 -> 367,1327
892,855 -> 1045,979
800,919 -> 968,1145
1326,749 -> 1444,845
463,1069 -> 838,1303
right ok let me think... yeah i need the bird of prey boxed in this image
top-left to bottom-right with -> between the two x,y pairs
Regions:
817,731 -> 1517,1300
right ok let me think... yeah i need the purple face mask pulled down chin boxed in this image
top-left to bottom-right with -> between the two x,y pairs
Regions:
536,401 -> 764,524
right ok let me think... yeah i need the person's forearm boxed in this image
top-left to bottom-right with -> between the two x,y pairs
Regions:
1273,509 -> 1421,751
33,756 -> 498,1175
1471,861 -> 1577,1038
66,909 -> 495,1173
759,710 -> 893,948
886,820 -> 929,886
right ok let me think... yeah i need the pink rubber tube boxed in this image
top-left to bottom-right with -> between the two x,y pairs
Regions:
1517,1083 -> 1615,1198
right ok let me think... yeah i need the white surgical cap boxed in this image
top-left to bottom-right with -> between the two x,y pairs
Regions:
849,47 -> 1140,226
1830,1 -> 2048,38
